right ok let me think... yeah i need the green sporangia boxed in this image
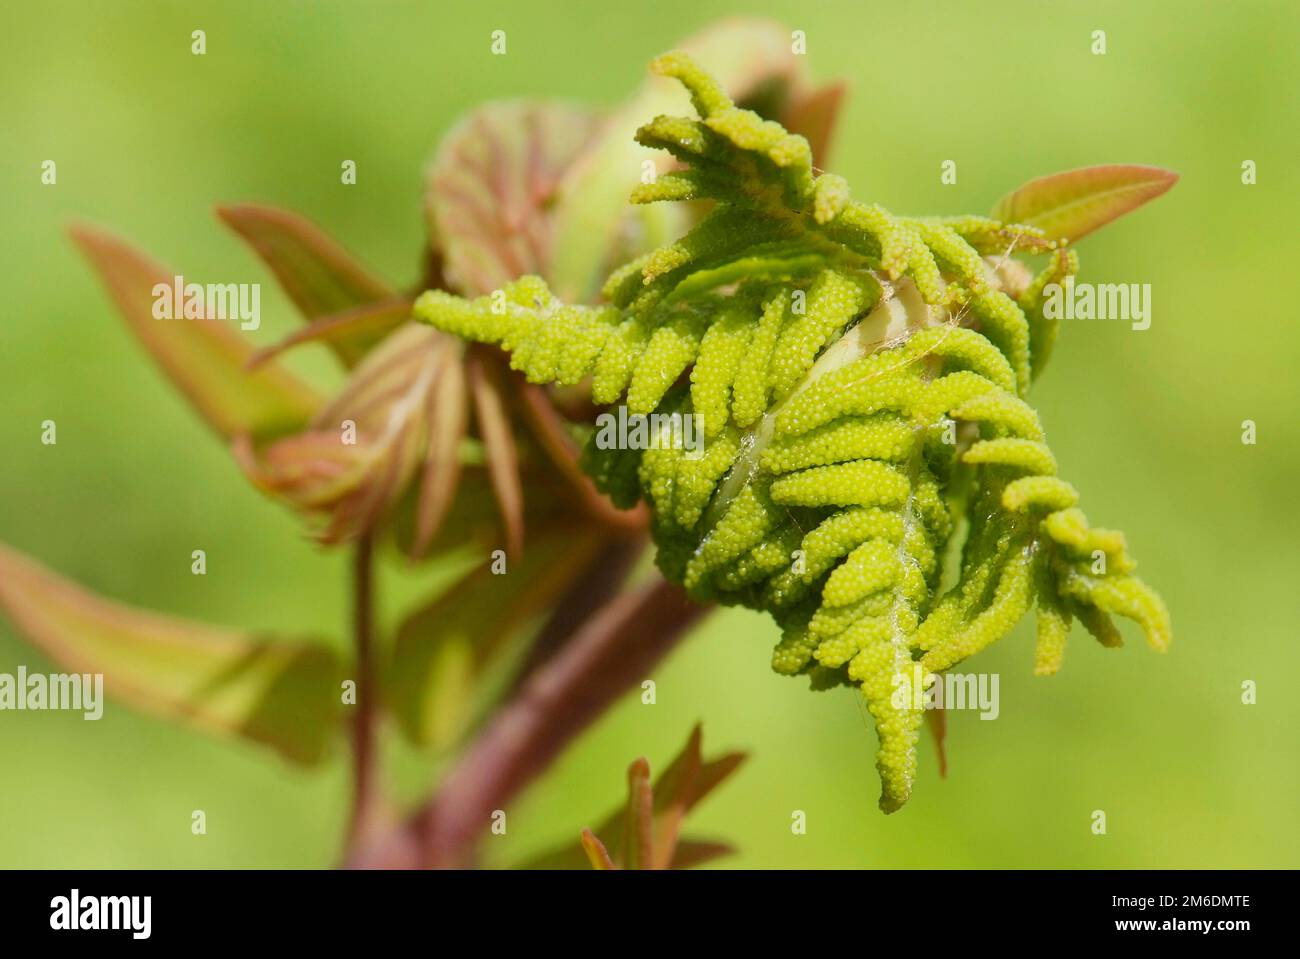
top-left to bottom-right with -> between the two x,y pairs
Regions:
415,52 -> 1172,812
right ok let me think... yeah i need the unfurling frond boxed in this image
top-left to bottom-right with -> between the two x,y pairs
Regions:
415,52 -> 1170,813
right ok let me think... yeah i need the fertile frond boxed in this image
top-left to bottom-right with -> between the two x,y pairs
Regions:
415,52 -> 1170,813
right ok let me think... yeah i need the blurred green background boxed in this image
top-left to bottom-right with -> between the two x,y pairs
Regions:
2,0 -> 1296,868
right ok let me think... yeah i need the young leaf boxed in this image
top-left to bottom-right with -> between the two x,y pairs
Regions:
217,204 -> 400,365
547,17 -> 818,301
649,725 -> 707,866
389,464 -> 527,562
516,723 -> 746,870
247,297 -> 414,369
466,349 -> 525,560
780,80 -> 846,167
991,164 -> 1179,243
70,224 -> 320,442
385,525 -> 605,749
411,340 -> 469,558
580,829 -> 616,870
238,325 -> 454,545
0,542 -> 343,765
424,101 -> 604,297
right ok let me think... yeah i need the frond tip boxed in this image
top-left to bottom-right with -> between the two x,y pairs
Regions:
415,51 -> 1171,813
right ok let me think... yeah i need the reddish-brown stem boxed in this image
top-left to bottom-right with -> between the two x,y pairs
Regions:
342,532 -> 379,858
351,576 -> 709,869
507,535 -> 645,689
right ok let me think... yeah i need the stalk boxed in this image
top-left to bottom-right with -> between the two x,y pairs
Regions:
342,532 -> 379,859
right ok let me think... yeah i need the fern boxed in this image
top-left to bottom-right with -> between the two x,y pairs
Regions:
415,52 -> 1171,812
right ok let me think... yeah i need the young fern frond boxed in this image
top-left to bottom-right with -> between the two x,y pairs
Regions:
415,52 -> 1171,813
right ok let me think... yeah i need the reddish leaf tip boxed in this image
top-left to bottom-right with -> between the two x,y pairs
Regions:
580,828 -> 617,870
992,163 -> 1179,243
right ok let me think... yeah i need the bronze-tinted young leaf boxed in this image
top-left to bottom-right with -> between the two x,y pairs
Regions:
217,204 -> 399,365
411,340 -> 469,558
385,524 -> 604,749
425,101 -> 604,297
650,724 -> 746,868
647,725 -> 705,867
389,464 -> 523,561
991,164 -> 1179,243
780,81 -> 846,167
232,430 -> 371,510
580,829 -> 616,870
70,224 -> 320,442
247,298 -> 414,369
0,542 -> 343,765
466,350 -> 525,559
515,723 -> 745,870
238,324 -> 446,544
547,17 -> 818,301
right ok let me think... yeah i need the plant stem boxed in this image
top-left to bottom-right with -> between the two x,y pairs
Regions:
350,576 -> 708,869
343,532 -> 379,858
506,536 -> 644,690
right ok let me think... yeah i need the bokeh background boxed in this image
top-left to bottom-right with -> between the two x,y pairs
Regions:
2,0 -> 1296,868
